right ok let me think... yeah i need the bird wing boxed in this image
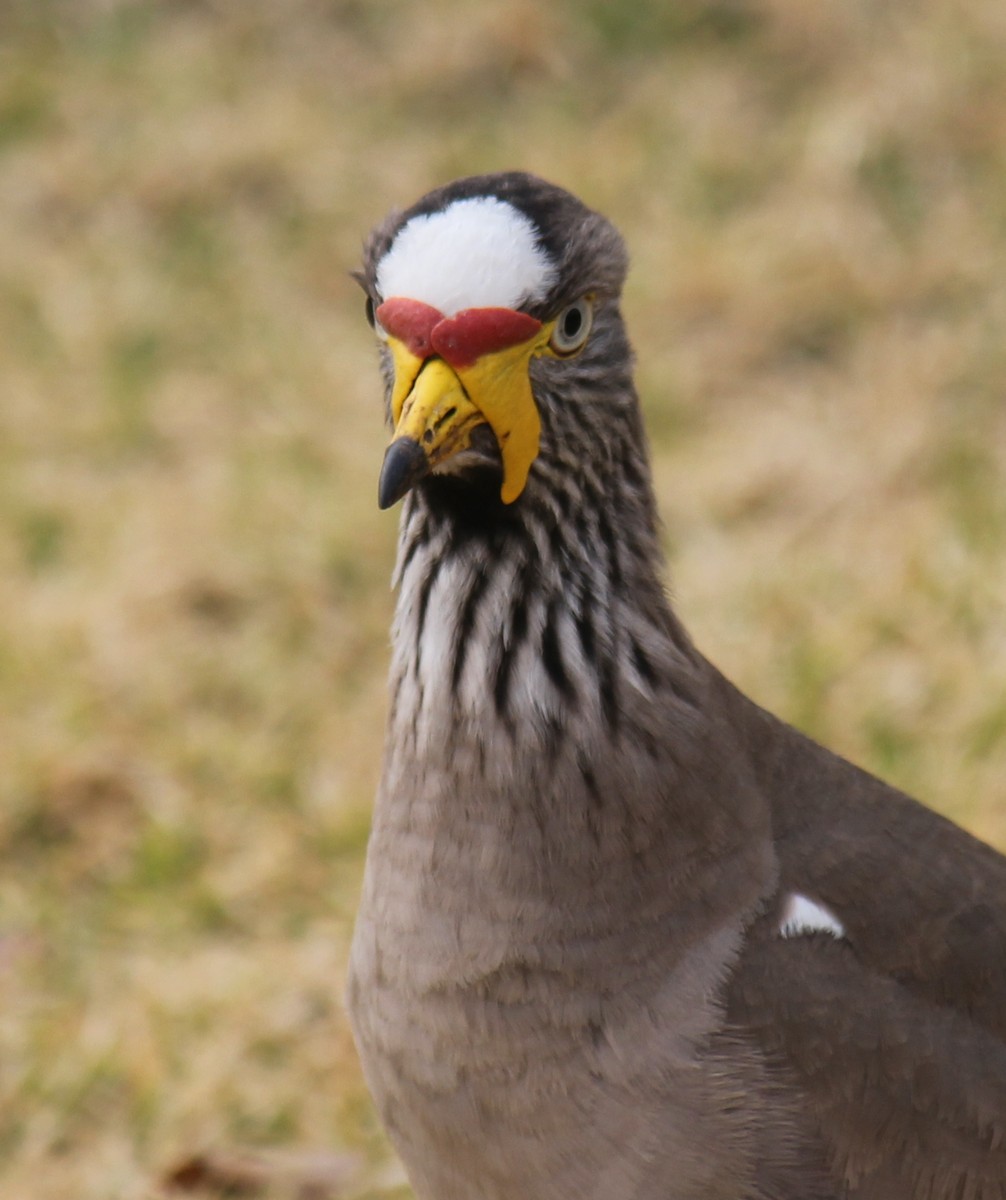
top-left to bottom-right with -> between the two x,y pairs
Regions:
727,932 -> 1006,1200
718,671 -> 1006,1040
773,769 -> 1006,1038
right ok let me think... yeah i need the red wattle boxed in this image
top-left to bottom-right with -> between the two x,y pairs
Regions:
431,308 -> 543,369
376,298 -> 444,358
376,300 -> 543,368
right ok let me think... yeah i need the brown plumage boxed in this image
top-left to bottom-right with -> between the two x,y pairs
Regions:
347,172 -> 1006,1200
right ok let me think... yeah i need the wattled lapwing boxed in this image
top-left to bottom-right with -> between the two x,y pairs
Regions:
348,172 -> 1006,1200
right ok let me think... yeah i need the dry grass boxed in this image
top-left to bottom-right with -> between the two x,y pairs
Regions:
1,0 -> 1005,1196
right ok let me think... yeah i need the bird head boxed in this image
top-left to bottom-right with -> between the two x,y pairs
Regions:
357,173 -> 631,510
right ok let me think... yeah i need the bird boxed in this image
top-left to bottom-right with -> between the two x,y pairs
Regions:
346,171 -> 1006,1200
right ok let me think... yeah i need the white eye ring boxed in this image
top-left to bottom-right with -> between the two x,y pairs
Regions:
366,296 -> 388,341
549,297 -> 593,355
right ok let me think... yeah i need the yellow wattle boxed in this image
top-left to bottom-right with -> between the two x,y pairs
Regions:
385,324 -> 552,504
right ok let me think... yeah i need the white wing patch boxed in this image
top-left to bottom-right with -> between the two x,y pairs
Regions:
779,893 -> 846,939
376,196 -> 557,316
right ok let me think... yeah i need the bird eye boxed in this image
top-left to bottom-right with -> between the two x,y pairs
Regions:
366,296 -> 388,341
549,298 -> 593,355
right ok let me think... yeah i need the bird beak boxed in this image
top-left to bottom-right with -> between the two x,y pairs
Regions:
375,300 -> 552,509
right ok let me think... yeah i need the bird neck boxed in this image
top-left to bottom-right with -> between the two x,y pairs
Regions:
372,434 -> 776,974
383,428 -> 707,821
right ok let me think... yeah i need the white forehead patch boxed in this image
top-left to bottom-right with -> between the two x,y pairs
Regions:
375,196 -> 557,316
779,893 -> 846,940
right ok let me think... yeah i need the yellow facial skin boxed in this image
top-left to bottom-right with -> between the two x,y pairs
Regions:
385,320 -> 558,505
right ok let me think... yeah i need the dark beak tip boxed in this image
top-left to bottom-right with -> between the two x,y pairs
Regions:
378,437 -> 430,510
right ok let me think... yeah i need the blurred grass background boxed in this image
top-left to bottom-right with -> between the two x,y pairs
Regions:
2,0 -> 1005,1195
